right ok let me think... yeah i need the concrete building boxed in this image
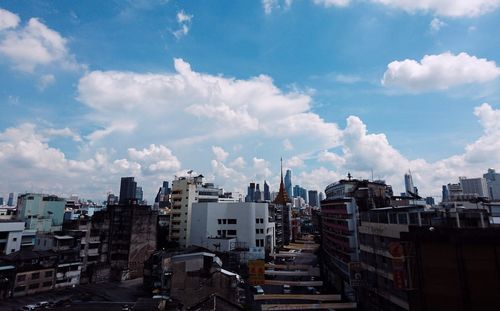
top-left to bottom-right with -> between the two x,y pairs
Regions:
459,177 -> 489,198
273,160 -> 292,249
17,193 -> 66,232
0,205 -> 16,220
170,175 -> 221,247
107,203 -> 157,280
483,168 -> 500,200
357,205 -> 490,311
119,177 -> 137,204
308,190 -> 319,207
0,221 -> 24,255
0,249 -> 57,297
190,202 -> 275,260
284,169 -> 293,199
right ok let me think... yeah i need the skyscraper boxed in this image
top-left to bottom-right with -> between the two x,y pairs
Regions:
245,183 -> 256,202
136,186 -> 144,201
263,181 -> 270,201
284,169 -> 292,199
404,171 -> 415,196
484,168 -> 500,200
308,190 -> 319,207
0,197 -> 3,205
119,177 -> 137,204
7,193 -> 14,206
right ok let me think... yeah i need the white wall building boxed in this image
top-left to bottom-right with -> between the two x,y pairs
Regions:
0,220 -> 24,255
170,175 -> 222,247
189,202 -> 275,260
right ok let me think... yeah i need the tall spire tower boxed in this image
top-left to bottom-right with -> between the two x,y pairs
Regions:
274,157 -> 290,204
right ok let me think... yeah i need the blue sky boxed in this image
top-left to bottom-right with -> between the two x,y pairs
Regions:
1,0 -> 500,201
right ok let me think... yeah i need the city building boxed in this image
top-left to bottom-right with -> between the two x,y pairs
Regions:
484,168 -> 500,200
404,171 -> 417,196
170,175 -> 222,247
459,177 -> 489,198
245,183 -> 256,202
0,220 -> 24,255
264,181 -> 271,201
308,190 -> 319,207
0,249 -> 57,298
17,194 -> 66,232
320,177 -> 392,299
284,169 -> 293,199
358,206 -> 494,311
107,202 -> 157,281
190,202 -> 275,260
135,186 -> 144,202
293,185 -> 308,201
144,248 -> 244,309
7,193 -> 14,207
119,177 -> 137,204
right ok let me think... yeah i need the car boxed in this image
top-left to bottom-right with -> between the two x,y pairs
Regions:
253,285 -> 264,295
121,304 -> 131,311
307,286 -> 319,294
283,284 -> 291,294
19,305 -> 37,311
36,301 -> 50,308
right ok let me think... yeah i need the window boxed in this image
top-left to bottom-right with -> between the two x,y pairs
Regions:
228,219 -> 237,224
217,219 -> 222,224
12,237 -> 17,241
28,283 -> 39,289
256,219 -> 259,224
14,286 -> 25,292
223,219 -> 227,224
16,274 -> 26,282
42,281 -> 52,287
31,272 -> 40,280
217,230 -> 222,236
45,271 -> 53,278
256,229 -> 259,234
227,230 -> 237,236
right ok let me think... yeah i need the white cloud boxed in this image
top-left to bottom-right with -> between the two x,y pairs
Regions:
430,17 -> 445,32
173,10 -> 193,39
37,74 -> 55,90
313,0 -> 351,8
0,8 -> 20,30
334,74 -> 362,84
0,10 -> 82,72
283,139 -> 294,150
128,144 -> 181,174
286,156 -> 304,168
370,0 -> 500,17
382,52 -> 500,92
318,150 -> 345,167
44,127 -> 82,142
230,156 -> 246,169
262,0 -> 279,14
212,146 -> 229,162
253,157 -> 272,180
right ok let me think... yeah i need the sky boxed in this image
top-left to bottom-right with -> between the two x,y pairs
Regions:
1,0 -> 500,202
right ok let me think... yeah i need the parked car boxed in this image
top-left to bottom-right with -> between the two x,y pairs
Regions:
283,284 -> 291,294
19,305 -> 37,311
307,286 -> 319,294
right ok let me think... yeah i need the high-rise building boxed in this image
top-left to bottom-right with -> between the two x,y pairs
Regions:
308,190 -> 319,207
263,181 -> 270,201
255,184 -> 262,201
245,183 -> 256,202
284,170 -> 292,199
484,168 -> 500,200
272,159 -> 291,248
0,197 -> 3,205
404,171 -> 416,196
459,177 -> 489,198
135,186 -> 144,202
170,175 -> 222,247
7,193 -> 14,206
293,185 -> 308,201
318,192 -> 325,203
119,177 -> 137,204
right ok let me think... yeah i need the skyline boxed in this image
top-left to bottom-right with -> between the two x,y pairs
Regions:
1,1 -> 500,201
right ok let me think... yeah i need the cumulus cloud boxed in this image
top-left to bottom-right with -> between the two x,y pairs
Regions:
286,156 -> 304,168
77,58 -> 341,150
44,127 -> 82,142
37,74 -> 55,90
212,146 -> 229,162
382,52 -> 500,92
0,8 -> 82,72
0,8 -> 19,30
370,0 -> 500,17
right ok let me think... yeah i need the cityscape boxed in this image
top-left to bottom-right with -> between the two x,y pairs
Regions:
2,1 -> 500,311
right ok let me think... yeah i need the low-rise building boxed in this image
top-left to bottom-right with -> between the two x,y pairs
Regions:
190,202 -> 275,261
0,220 -> 24,255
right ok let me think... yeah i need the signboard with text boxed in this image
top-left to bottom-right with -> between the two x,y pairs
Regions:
348,261 -> 363,287
248,260 -> 265,285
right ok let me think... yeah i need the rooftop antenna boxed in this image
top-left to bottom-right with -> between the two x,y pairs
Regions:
371,169 -> 374,181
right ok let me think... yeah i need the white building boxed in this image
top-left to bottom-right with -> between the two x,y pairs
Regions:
0,220 -> 24,255
170,175 -> 222,247
460,177 -> 489,198
189,202 -> 275,260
